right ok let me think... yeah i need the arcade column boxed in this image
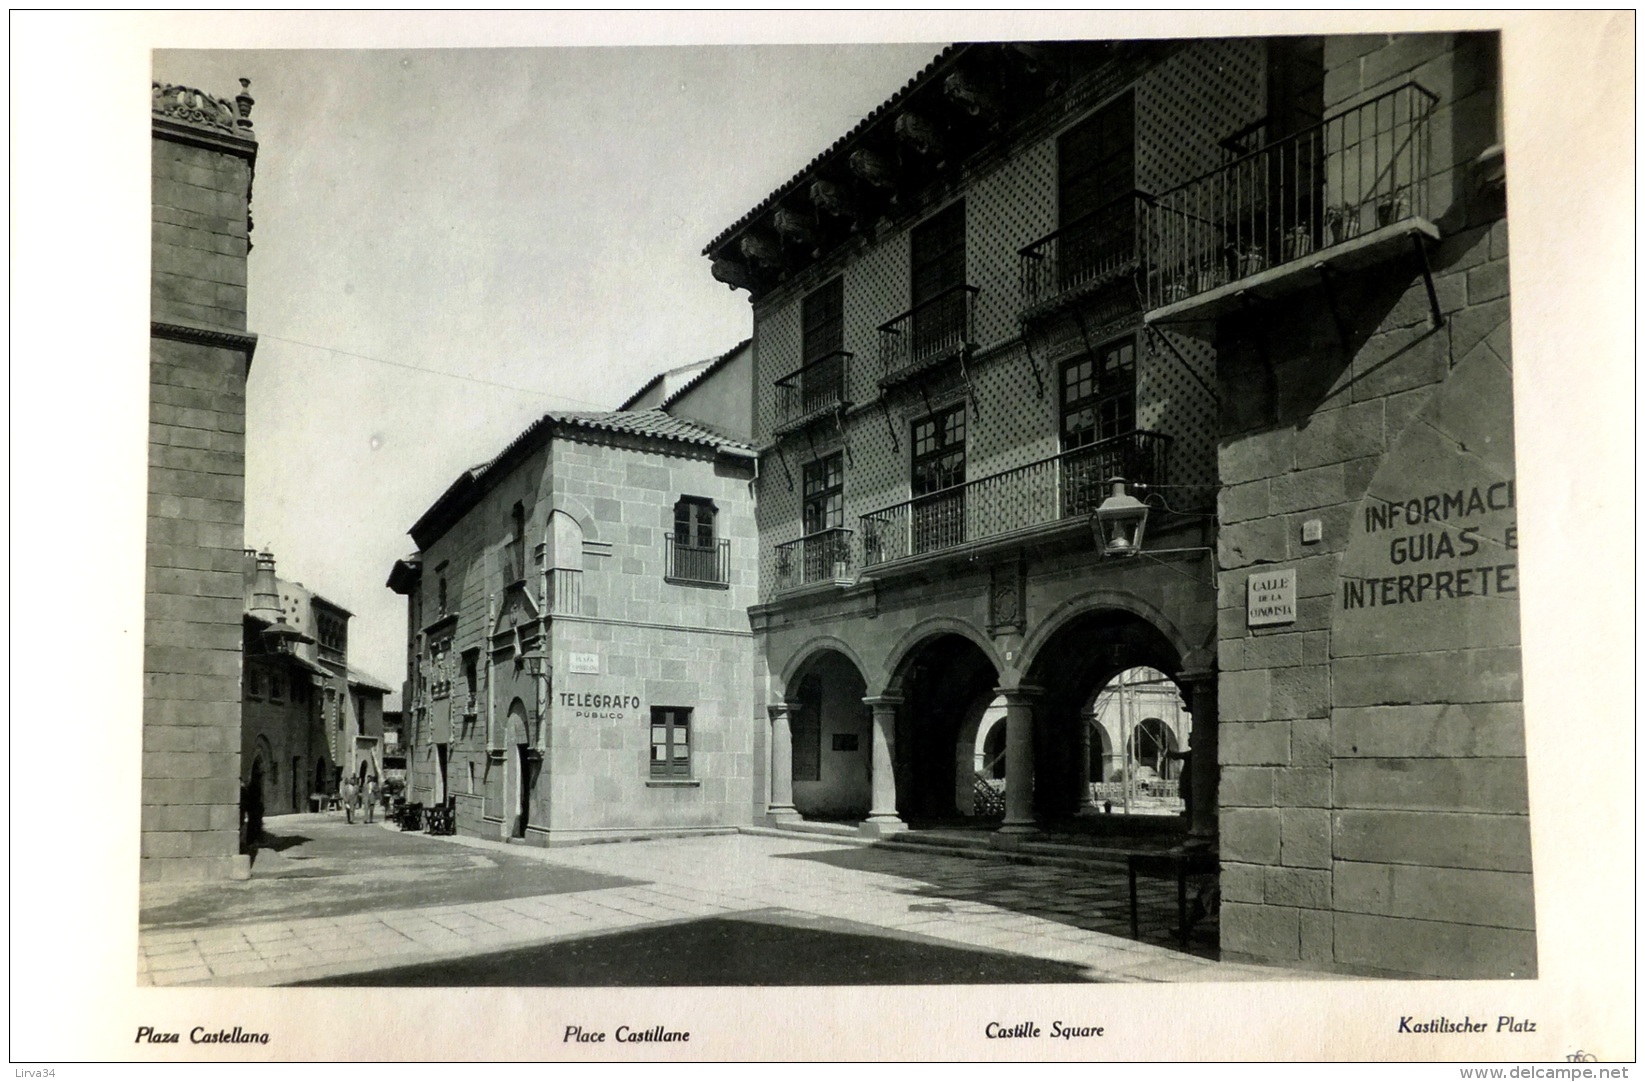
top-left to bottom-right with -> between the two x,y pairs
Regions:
1178,670 -> 1220,844
766,702 -> 799,822
995,684 -> 1043,834
861,695 -> 907,836
1076,708 -> 1098,813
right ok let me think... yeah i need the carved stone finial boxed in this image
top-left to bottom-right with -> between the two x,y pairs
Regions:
235,78 -> 255,128
771,207 -> 816,248
944,69 -> 999,120
152,81 -> 243,135
893,110 -> 944,159
737,230 -> 783,269
848,147 -> 898,191
809,178 -> 857,221
710,257 -> 760,293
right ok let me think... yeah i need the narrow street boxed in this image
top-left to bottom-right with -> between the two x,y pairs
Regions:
137,813 -> 1289,987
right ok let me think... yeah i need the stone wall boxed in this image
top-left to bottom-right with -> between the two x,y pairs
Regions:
1213,33 -> 1529,980
144,108 -> 257,882
545,435 -> 759,840
406,426 -> 760,844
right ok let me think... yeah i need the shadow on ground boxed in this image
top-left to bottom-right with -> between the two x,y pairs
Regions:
140,815 -> 647,931
773,845 -> 1219,959
292,907 -> 1102,986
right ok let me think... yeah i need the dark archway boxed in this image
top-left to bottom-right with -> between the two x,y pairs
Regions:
1023,608 -> 1185,821
1132,717 -> 1180,779
981,718 -> 1006,780
787,647 -> 870,819
888,633 -> 1001,821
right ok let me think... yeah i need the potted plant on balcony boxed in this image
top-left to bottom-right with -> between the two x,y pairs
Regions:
774,547 -> 793,586
1237,245 -> 1267,277
1282,225 -> 1313,262
1376,190 -> 1410,227
1324,203 -> 1362,246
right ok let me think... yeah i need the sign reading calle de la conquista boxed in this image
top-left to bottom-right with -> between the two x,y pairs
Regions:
1247,568 -> 1297,628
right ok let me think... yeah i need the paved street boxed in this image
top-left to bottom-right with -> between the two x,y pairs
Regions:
138,814 -> 1290,987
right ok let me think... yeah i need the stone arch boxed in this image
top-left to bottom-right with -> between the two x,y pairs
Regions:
545,509 -> 584,572
777,635 -> 873,700
504,697 -> 531,746
550,495 -> 602,547
882,615 -> 1003,695
1021,587 -> 1198,681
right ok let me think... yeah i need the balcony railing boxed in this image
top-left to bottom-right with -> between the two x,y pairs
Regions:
1143,81 -> 1438,310
665,537 -> 731,587
773,350 -> 851,433
878,284 -> 979,386
859,430 -> 1170,566
1019,190 -> 1150,313
774,528 -> 854,590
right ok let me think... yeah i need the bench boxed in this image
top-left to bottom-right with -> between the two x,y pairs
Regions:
1127,847 -> 1219,949
397,802 -> 423,831
424,801 -> 456,836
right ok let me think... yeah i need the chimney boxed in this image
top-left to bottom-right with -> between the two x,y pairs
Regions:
249,550 -> 283,622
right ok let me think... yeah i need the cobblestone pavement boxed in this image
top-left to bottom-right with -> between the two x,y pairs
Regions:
138,816 -> 1302,987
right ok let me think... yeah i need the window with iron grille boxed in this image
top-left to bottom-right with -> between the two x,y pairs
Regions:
801,454 -> 844,535
801,277 -> 843,364
912,404 -> 966,495
1059,92 -> 1134,225
909,202 -> 967,360
649,707 -> 691,779
669,496 -> 725,585
911,404 -> 967,554
1061,338 -> 1136,449
911,201 -> 966,306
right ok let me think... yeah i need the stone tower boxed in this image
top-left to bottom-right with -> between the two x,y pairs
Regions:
144,79 -> 259,881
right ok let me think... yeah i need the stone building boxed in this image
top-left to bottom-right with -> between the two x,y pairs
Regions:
1176,34 -> 1530,979
705,33 -> 1527,979
388,357 -> 759,845
144,79 -> 258,881
618,338 -> 754,443
241,549 -> 392,816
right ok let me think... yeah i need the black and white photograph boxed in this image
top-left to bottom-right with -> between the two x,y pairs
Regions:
9,9 -> 1635,1067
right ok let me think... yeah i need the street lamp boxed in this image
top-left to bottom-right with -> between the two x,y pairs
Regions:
517,647 -> 549,753
1093,477 -> 1149,557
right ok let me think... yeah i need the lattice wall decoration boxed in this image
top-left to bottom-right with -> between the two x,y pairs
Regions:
751,42 -> 1266,597
753,301 -> 801,442
968,139 -> 1056,351
1136,39 -> 1267,196
1140,326 -> 1219,502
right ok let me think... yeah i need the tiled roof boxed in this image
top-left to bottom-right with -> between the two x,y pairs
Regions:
660,338 -> 751,409
544,409 -> 754,456
348,666 -> 395,693
408,408 -> 754,550
701,44 -> 963,257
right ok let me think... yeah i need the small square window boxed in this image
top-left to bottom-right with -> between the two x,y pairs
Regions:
649,707 -> 692,779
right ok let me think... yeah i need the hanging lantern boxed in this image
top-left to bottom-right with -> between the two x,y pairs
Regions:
1093,477 -> 1148,557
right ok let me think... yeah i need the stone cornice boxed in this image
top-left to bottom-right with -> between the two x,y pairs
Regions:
150,319 -> 258,360
152,81 -> 258,160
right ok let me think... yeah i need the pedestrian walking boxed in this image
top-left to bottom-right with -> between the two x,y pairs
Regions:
363,774 -> 379,824
342,776 -> 357,824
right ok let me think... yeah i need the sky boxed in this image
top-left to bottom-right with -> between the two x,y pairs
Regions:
149,41 -> 941,699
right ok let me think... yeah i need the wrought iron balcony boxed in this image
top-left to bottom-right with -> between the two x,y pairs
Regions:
859,430 -> 1170,567
665,537 -> 731,587
1143,82 -> 1439,314
1019,190 -> 1151,315
878,284 -> 979,387
773,350 -> 851,434
774,528 -> 855,591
